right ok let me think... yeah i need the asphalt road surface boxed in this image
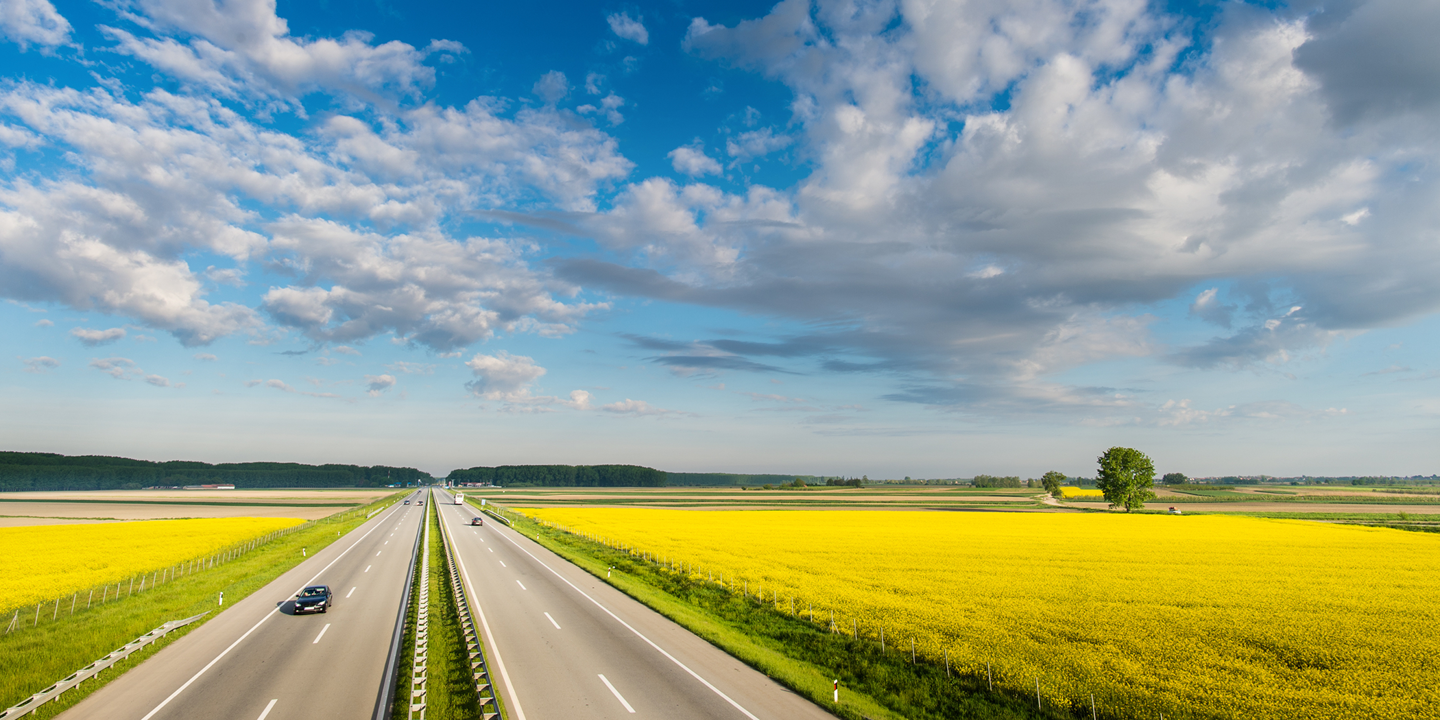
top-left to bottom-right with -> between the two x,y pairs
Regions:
434,489 -> 836,720
58,490 -> 427,720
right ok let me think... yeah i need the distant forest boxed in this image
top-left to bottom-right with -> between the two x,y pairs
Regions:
666,472 -> 818,487
0,451 -> 431,492
447,465 -> 666,487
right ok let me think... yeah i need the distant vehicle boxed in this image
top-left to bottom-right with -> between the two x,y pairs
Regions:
418,500 -> 425,506
470,517 -> 483,526
294,585 -> 332,614
1168,507 -> 1182,515
454,493 -> 464,506
403,500 -> 410,505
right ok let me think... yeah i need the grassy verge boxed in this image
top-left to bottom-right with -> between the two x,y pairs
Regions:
425,503 -> 486,720
1,493 -> 403,719
480,504 -> 1066,720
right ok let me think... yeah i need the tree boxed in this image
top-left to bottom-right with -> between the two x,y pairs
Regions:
1162,472 -> 1188,485
1040,470 -> 1067,498
1095,447 -> 1156,512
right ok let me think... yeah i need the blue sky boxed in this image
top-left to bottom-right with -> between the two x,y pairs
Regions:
2,0 -> 1437,479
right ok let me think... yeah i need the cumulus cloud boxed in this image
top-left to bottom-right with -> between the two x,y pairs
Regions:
71,327 -> 126,346
101,0 -> 462,103
601,398 -> 681,417
0,0 -> 70,49
89,356 -> 180,387
668,142 -> 723,177
33,318 -> 52,327
463,351 -> 593,411
532,71 -> 569,105
20,355 -> 59,372
364,373 -> 396,396
607,12 -> 649,45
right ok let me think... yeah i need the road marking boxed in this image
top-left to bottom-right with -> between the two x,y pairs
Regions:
544,612 -> 561,630
139,502 -> 402,720
346,587 -> 356,598
445,517 -> 527,720
488,547 -> 494,552
598,674 -> 636,714
256,698 -> 277,720
384,540 -> 388,545
365,565 -> 371,573
493,525 -> 761,720
498,561 -> 506,568
313,623 -> 331,644
516,580 -> 526,590
376,550 -> 382,556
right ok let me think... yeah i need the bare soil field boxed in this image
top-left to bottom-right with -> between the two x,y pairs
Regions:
0,488 -> 398,523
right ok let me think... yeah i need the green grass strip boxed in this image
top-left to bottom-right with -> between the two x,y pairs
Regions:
1,493 -> 403,719
483,503 -> 1067,720
423,502 -> 485,720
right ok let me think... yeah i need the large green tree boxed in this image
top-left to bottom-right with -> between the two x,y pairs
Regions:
1095,447 -> 1156,512
1040,470 -> 1068,498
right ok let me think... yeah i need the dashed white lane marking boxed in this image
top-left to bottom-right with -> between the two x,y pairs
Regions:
488,548 -> 494,553
365,565 -> 371,572
138,502 -> 402,720
376,551 -> 382,556
516,580 -> 526,590
312,623 -> 331,644
256,698 -> 277,720
544,612 -> 561,630
346,587 -> 356,598
598,674 -> 636,714
492,523 -> 761,720
499,561 -> 506,568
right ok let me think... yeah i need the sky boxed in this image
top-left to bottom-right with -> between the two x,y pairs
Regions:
1,0 -> 1437,480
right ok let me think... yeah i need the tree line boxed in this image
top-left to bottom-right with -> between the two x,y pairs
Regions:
0,451 -> 432,491
447,464 -> 667,487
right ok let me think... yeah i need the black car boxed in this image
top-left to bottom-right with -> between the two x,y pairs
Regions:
294,585 -> 332,614
470,517 -> 483,526
403,500 -> 410,505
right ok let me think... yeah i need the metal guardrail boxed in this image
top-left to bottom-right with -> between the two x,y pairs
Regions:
439,505 -> 503,720
373,493 -> 424,720
0,612 -> 208,719
409,501 -> 431,719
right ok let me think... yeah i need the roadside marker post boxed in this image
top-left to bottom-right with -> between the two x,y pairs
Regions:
833,679 -> 839,704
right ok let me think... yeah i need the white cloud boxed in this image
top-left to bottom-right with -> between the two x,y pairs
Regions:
193,353 -> 217,361
464,351 -> 546,401
386,360 -> 434,375
725,127 -> 791,162
607,12 -> 649,45
668,142 -> 723,177
0,0 -> 70,50
71,327 -> 126,346
33,318 -> 52,327
249,377 -> 340,398
601,398 -> 678,417
88,355 -> 181,387
333,345 -> 362,356
364,373 -> 396,396
20,355 -> 59,373
532,71 -> 569,105
102,0 -> 462,103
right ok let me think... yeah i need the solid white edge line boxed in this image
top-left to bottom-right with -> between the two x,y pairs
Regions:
312,623 -> 331,644
493,522 -> 762,720
139,503 -> 408,720
256,698 -> 278,720
598,674 -> 636,714
544,612 -> 561,630
347,586 -> 357,598
442,503 -> 527,720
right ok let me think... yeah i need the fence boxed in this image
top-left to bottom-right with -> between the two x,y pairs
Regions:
3,501 -> 391,637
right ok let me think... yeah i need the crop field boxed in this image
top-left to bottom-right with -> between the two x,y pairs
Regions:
521,508 -> 1439,719
0,517 -> 303,614
1058,486 -> 1103,498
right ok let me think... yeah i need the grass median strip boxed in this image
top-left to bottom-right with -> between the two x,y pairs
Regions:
0,493 -> 403,720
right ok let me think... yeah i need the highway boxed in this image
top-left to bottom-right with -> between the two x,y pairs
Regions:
58,490 -> 427,720
434,489 -> 835,720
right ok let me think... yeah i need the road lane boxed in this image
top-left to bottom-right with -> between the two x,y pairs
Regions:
58,490 -> 427,720
434,490 -> 835,720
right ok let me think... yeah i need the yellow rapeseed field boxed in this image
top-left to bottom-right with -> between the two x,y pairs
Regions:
524,508 -> 1440,720
0,517 -> 303,613
1059,486 -> 1104,498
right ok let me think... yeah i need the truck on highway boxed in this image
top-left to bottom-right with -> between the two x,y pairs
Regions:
454,493 -> 464,505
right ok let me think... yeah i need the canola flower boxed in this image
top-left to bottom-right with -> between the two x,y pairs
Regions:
1059,486 -> 1105,498
523,508 -> 1440,720
0,517 -> 304,614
